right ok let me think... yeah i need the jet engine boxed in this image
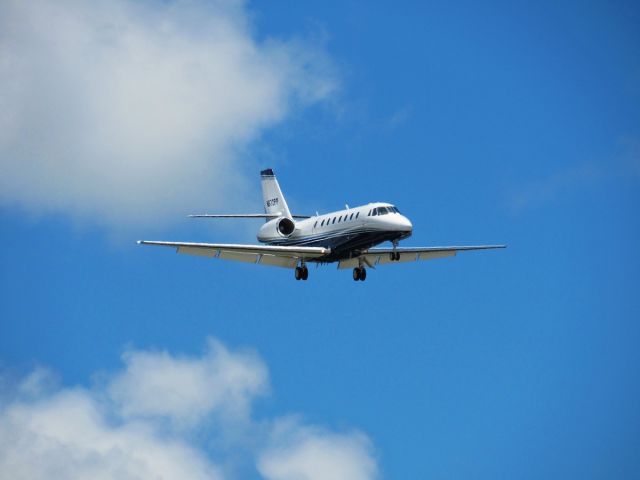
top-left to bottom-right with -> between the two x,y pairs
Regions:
257,217 -> 296,242
276,217 -> 295,236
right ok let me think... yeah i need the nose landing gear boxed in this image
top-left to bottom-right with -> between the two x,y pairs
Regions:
389,240 -> 401,261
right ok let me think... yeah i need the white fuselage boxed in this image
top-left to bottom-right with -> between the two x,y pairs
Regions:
257,202 -> 412,261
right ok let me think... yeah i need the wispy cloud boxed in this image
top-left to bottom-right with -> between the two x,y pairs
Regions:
508,163 -> 602,213
0,337 -> 378,480
508,138 -> 640,214
0,0 -> 338,229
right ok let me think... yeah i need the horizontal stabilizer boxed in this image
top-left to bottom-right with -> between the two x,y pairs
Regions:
188,214 -> 311,219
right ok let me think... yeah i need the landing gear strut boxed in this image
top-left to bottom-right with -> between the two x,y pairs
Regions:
295,264 -> 309,281
352,267 -> 366,281
389,240 -> 401,261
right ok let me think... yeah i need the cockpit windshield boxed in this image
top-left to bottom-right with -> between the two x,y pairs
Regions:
374,206 -> 400,215
368,206 -> 401,216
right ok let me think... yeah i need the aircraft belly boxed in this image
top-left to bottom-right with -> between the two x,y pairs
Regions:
267,228 -> 411,262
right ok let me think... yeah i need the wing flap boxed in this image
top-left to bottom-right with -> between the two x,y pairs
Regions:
219,251 -> 258,263
177,245 -> 218,257
256,254 -> 299,268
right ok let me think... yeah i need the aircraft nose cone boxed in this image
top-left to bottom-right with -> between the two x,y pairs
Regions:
399,215 -> 412,232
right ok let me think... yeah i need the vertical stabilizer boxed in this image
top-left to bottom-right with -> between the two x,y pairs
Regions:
260,169 -> 292,218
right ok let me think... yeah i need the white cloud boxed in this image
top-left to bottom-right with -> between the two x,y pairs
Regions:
108,338 -> 268,427
258,418 -> 379,480
0,337 -> 378,480
0,386 -> 224,480
0,0 -> 337,228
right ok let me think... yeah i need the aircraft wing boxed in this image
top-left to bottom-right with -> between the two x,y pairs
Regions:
337,245 -> 506,269
137,240 -> 329,268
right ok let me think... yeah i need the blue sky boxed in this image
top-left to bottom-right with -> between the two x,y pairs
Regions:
1,1 -> 639,478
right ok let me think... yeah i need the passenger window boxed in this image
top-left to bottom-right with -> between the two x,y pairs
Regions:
356,212 -> 360,219
350,213 -> 354,220
321,220 -> 325,226
367,210 -> 371,216
338,216 -> 342,222
314,221 -> 317,228
372,209 -> 377,216
332,217 -> 336,224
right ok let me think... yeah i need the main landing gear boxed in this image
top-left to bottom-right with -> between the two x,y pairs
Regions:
294,264 -> 309,281
352,267 -> 367,281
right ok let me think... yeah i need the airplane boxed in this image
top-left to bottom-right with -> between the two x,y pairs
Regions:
138,169 -> 505,281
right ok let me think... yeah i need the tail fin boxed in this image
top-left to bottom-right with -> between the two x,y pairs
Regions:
260,169 -> 292,218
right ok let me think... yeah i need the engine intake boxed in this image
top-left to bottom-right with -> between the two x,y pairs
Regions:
277,217 -> 295,236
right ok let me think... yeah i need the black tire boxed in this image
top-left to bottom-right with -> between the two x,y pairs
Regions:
302,266 -> 309,280
353,268 -> 360,281
295,267 -> 302,280
360,268 -> 367,281
395,252 -> 400,261
389,252 -> 395,261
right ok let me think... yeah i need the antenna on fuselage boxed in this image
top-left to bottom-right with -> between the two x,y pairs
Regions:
345,204 -> 349,209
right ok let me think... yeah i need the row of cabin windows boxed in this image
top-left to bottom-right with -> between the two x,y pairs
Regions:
367,206 -> 400,216
313,211 -> 360,228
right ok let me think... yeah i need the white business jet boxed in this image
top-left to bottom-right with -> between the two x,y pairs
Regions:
138,169 -> 505,281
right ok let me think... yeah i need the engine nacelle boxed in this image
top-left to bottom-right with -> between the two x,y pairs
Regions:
257,217 -> 296,242
277,217 -> 296,236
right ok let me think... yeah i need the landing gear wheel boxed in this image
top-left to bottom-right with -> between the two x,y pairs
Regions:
395,252 -> 400,261
301,266 -> 309,280
294,266 -> 302,280
353,267 -> 367,281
